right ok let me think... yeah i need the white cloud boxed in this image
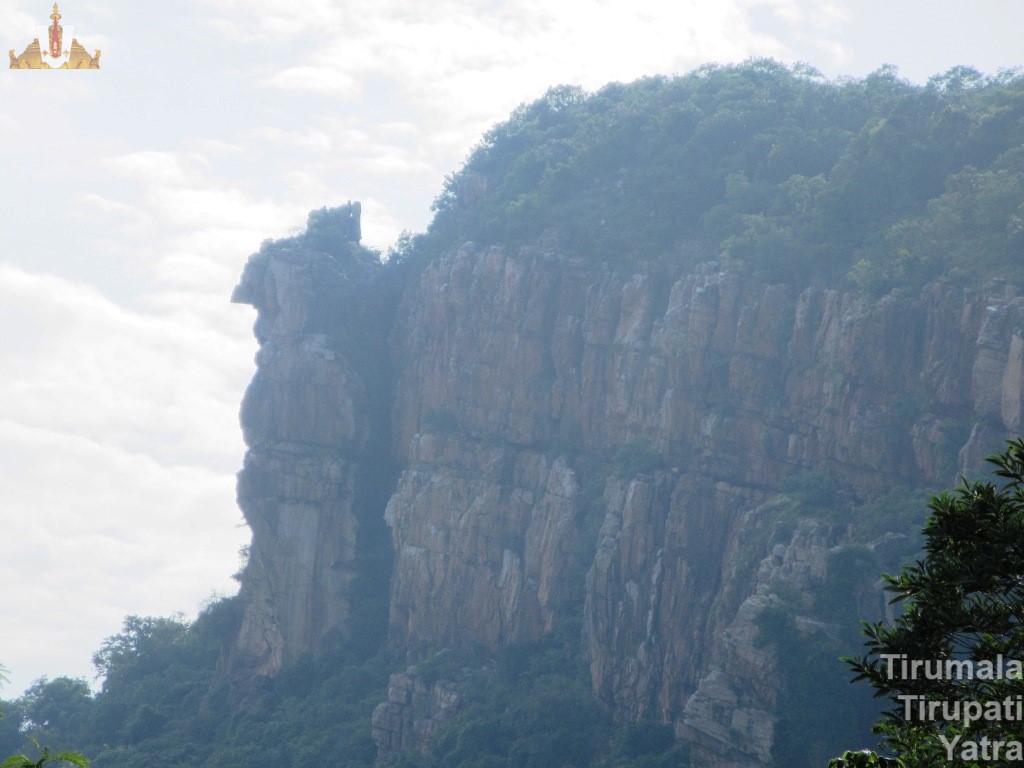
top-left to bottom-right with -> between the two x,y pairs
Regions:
0,418 -> 246,693
0,264 -> 250,468
79,192 -> 148,221
193,138 -> 247,156
264,66 -> 360,96
248,126 -> 333,152
105,151 -> 197,185
77,31 -> 110,53
813,38 -> 851,66
741,0 -> 805,24
194,0 -> 807,177
0,113 -> 22,135
92,147 -> 307,296
0,182 -> 255,696
0,2 -> 39,39
201,0 -> 342,43
149,185 -> 291,231
807,1 -> 852,28
358,196 -> 407,250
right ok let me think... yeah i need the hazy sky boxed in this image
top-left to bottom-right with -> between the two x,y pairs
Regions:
0,0 -> 1021,696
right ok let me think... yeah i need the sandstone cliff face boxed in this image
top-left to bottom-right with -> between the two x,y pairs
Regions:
228,229 -> 394,695
385,437 -> 581,652
232,229 -> 1024,763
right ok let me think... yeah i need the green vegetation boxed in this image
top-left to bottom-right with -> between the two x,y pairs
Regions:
603,722 -> 689,768
755,596 -> 883,767
837,439 -> 1024,767
829,750 -> 904,768
395,628 -> 688,768
0,664 -> 87,768
1,741 -> 89,768
404,61 -> 1024,292
410,636 -> 605,768
767,472 -> 929,553
304,205 -> 362,254
0,599 -> 390,768
0,618 -> 686,768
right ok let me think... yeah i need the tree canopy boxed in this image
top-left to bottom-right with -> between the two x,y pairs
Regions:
409,61 -> 1024,292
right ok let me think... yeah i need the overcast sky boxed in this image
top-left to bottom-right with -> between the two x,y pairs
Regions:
0,0 -> 1021,696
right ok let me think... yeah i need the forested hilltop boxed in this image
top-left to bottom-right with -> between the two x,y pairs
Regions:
411,59 -> 1024,291
4,61 -> 1024,768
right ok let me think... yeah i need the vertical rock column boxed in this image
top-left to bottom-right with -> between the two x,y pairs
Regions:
227,228 -> 391,695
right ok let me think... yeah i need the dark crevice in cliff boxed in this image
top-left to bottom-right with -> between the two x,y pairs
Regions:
342,270 -> 405,662
223,204 -> 409,703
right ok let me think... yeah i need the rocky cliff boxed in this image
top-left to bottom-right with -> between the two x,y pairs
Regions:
227,208 -> 397,698
230,208 -> 1024,765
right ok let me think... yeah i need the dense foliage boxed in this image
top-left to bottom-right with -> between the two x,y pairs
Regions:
404,61 -> 1024,292
0,665 -> 87,768
389,624 -> 690,768
0,598 -> 393,768
0,613 -> 685,768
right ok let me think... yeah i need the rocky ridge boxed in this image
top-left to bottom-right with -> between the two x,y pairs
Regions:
230,212 -> 1024,765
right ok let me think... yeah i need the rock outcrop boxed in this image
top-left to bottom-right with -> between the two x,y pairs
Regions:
371,666 -> 463,760
230,225 -> 1024,763
681,519 -> 840,767
226,205 -> 395,699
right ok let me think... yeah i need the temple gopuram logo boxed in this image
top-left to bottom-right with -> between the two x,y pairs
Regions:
9,4 -> 100,69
